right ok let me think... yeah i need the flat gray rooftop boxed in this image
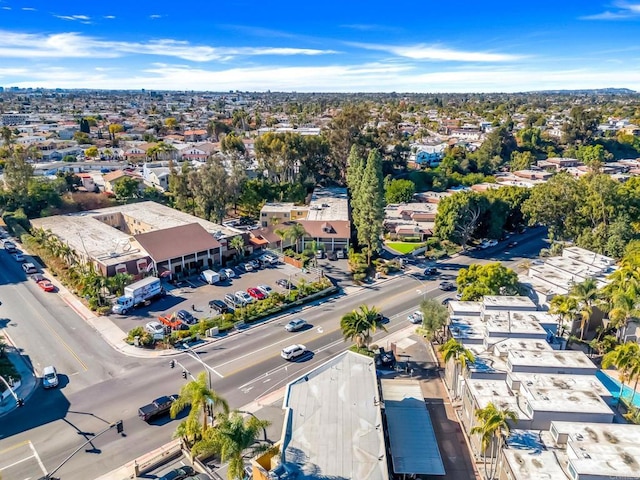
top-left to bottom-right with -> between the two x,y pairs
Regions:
381,379 -> 445,476
306,187 -> 350,222
281,351 -> 389,480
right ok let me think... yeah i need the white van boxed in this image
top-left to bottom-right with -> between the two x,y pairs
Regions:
43,366 -> 59,389
200,269 -> 221,285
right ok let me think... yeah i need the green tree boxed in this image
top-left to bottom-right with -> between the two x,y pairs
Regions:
434,191 -> 486,249
439,338 -> 475,398
385,178 -> 416,204
470,402 -> 517,480
3,146 -> 34,208
146,141 -> 176,161
191,412 -> 272,480
188,158 -> 230,223
79,118 -> 90,133
165,117 -> 179,130
569,278 -> 600,340
354,150 -> 385,264
221,132 -> 246,156
509,150 -> 535,171
602,342 -> 640,407
113,176 -> 140,201
340,304 -> 387,349
171,372 -> 229,438
563,106 -> 599,145
456,263 -> 520,301
419,298 -> 449,341
549,294 -> 578,337
73,131 -> 92,144
169,161 -> 195,213
324,103 -> 369,182
229,236 -> 245,260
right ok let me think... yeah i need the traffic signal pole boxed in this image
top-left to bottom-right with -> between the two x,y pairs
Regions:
40,421 -> 124,480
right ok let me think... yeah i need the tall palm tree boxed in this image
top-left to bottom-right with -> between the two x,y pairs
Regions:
569,278 -> 600,340
470,402 -> 517,480
602,342 -> 640,407
274,227 -> 287,253
192,412 -> 272,480
439,338 -> 475,398
171,372 -> 229,437
340,304 -> 387,349
549,294 -> 578,338
607,290 -> 640,341
284,223 -> 308,252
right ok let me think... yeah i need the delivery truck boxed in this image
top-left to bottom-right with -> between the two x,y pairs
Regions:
112,276 -> 164,314
200,269 -> 221,285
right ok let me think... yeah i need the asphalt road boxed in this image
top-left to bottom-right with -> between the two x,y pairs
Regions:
0,229 -> 548,480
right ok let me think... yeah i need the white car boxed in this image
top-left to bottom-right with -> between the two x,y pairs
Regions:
243,262 -> 254,272
487,239 -> 498,247
235,291 -> 253,304
22,262 -> 37,274
42,365 -> 59,389
221,268 -> 235,279
408,311 -> 424,324
285,318 -> 308,332
257,284 -> 272,297
281,344 -> 307,360
144,321 -> 165,335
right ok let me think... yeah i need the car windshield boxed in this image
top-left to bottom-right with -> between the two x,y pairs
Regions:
45,373 -> 56,380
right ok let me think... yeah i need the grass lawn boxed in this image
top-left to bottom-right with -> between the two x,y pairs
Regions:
386,241 -> 426,254
0,355 -> 20,392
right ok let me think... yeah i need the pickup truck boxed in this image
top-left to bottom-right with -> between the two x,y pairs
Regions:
138,395 -> 178,422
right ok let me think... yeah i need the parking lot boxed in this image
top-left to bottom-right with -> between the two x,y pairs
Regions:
108,260 -> 321,334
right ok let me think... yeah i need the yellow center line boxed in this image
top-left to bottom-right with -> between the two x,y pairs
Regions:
219,286 -> 425,378
0,439 -> 30,455
13,285 -> 88,372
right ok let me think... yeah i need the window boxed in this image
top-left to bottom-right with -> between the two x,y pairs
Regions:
115,264 -> 127,274
567,463 -> 578,480
137,259 -> 148,273
550,423 -> 558,441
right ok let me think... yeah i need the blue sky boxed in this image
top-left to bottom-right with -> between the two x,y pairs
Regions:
0,0 -> 639,92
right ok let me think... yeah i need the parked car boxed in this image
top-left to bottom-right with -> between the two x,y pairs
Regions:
507,241 -> 518,248
276,278 -> 296,290
145,321 -> 165,336
22,263 -> 37,274
315,249 -> 324,259
159,466 -> 196,480
336,249 -> 345,259
259,253 -> 278,265
374,347 -> 396,368
281,344 -> 307,360
235,291 -> 253,304
177,310 -> 198,325
247,287 -> 266,300
224,293 -> 243,307
256,284 -> 272,297
455,292 -> 463,300
38,280 -> 55,292
209,299 -> 229,314
242,262 -> 254,272
12,252 -> 25,262
184,474 -> 212,480
285,318 -> 307,332
3,240 -> 17,252
441,297 -> 453,305
42,365 -> 59,389
327,251 -> 338,261
221,268 -> 235,279
407,311 -> 423,324
31,273 -> 46,283
487,239 -> 498,247
439,281 -> 456,291
248,259 -> 261,270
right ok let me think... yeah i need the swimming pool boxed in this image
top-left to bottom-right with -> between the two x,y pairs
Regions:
595,370 -> 640,408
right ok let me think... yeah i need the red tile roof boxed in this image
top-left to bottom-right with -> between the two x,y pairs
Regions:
134,223 -> 221,262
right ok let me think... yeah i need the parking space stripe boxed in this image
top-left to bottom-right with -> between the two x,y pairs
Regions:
0,454 -> 35,471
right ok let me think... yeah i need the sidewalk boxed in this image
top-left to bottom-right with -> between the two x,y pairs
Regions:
0,331 -> 39,416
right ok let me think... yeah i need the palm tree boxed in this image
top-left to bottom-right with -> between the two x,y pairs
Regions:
549,294 -> 578,338
569,278 -> 600,340
106,272 -> 133,296
470,402 -> 517,480
229,236 -> 245,261
192,412 -> 272,480
274,228 -> 287,253
602,342 -> 640,407
340,304 -> 387,349
439,338 -> 475,398
607,290 -> 640,341
171,372 -> 229,437
284,223 -> 308,252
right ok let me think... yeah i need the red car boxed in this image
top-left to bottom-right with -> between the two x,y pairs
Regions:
247,287 -> 266,300
38,280 -> 56,292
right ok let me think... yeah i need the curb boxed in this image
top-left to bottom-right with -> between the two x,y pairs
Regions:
0,330 -> 39,417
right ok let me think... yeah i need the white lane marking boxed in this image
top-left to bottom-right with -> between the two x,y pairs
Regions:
29,441 -> 47,476
0,454 -> 35,471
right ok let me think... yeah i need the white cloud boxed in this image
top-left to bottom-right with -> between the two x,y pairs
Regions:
149,14 -> 163,19
21,7 -> 36,11
2,6 -> 11,10
53,14 -> 91,22
4,63 -> 639,93
580,1 -> 640,20
350,42 -> 521,62
0,30 -> 338,61
104,15 -> 116,19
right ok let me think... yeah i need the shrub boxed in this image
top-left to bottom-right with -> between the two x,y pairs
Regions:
126,327 -> 153,346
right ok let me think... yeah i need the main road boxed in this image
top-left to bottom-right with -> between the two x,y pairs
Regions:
0,230 -> 547,479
